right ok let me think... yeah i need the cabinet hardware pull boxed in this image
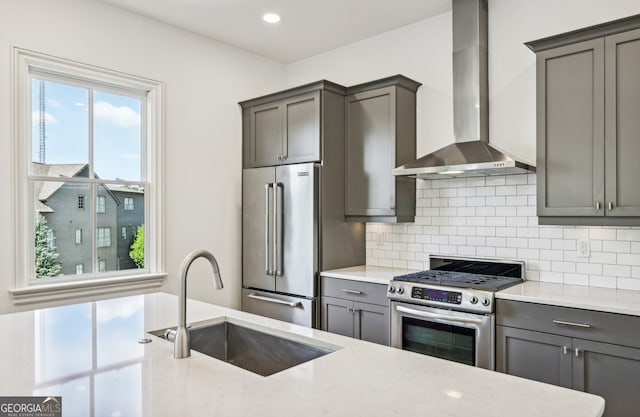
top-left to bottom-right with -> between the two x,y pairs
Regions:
264,183 -> 273,275
552,319 -> 591,328
563,346 -> 567,355
274,182 -> 284,276
341,289 -> 363,295
396,305 -> 484,325
608,201 -> 613,211
575,347 -> 580,357
596,201 -> 601,210
247,293 -> 302,308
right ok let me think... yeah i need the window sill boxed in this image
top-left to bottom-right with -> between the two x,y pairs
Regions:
9,273 -> 167,306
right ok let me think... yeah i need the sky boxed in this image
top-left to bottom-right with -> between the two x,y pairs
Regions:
31,78 -> 143,182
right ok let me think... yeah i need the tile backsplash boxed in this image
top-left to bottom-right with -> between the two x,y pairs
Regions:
366,174 -> 640,290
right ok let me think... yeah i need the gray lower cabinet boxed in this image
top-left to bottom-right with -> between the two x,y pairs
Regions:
344,75 -> 421,223
527,16 -> 640,225
320,276 -> 390,346
241,81 -> 345,168
496,299 -> 640,417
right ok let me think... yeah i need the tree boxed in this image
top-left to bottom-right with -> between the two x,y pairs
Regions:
35,213 -> 62,278
129,224 -> 144,268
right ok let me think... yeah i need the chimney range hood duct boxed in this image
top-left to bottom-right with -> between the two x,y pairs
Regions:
393,0 -> 535,179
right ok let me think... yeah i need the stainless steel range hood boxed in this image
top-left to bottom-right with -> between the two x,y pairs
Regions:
393,0 -> 535,179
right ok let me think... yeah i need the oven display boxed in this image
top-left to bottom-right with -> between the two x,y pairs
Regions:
411,288 -> 462,304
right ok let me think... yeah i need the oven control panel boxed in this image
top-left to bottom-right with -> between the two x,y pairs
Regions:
411,287 -> 462,304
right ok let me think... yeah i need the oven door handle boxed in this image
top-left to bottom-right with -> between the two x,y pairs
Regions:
395,305 -> 484,325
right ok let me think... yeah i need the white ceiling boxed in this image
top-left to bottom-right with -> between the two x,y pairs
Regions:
99,0 -> 451,63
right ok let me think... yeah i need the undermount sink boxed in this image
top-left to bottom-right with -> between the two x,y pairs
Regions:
149,319 -> 336,376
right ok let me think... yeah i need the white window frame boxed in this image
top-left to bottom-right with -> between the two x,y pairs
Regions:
10,48 -> 166,304
96,196 -> 106,214
75,264 -> 83,275
121,226 -> 127,240
75,228 -> 82,245
96,227 -> 111,248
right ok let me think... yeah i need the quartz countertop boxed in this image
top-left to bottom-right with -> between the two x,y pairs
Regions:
497,281 -> 640,316
0,292 -> 604,417
320,265 -> 418,284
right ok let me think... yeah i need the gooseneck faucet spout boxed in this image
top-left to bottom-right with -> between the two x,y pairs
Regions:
174,249 -> 224,359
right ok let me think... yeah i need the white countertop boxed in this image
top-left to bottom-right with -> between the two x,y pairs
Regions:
497,281 -> 640,316
320,265 -> 417,284
0,292 -> 603,417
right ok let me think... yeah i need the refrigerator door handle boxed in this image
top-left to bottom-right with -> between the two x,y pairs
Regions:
248,292 -> 302,308
274,182 -> 284,276
264,183 -> 273,275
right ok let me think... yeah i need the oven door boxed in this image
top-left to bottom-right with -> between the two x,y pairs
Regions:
390,301 -> 494,369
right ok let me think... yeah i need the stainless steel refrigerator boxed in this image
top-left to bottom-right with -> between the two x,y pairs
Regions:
242,162 -> 365,328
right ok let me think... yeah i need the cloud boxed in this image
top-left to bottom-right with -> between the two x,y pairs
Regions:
32,111 -> 58,124
46,98 -> 62,109
96,297 -> 143,323
74,102 -> 86,107
94,101 -> 140,128
121,153 -> 140,160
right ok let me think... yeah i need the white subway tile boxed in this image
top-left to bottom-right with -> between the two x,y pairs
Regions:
432,179 -> 450,189
506,175 -> 528,185
385,250 -> 400,259
486,237 -> 506,247
517,206 -> 536,217
496,227 -> 517,237
589,275 -> 617,289
467,217 -> 486,226
589,228 -> 617,240
518,248 -> 540,259
552,239 -> 576,250
440,226 -> 457,235
603,264 -> 631,277
564,274 -> 589,286
577,263 -> 603,275
424,244 -> 441,253
449,235 -> 467,245
617,229 -> 640,241
528,260 -> 551,271
590,252 -> 618,264
477,246 -> 496,257
466,197 -> 486,206
496,247 -> 517,258
476,227 -> 496,237
416,252 -> 430,261
449,216 -> 468,226
633,266 -> 640,278
527,174 -> 537,185
540,250 -> 564,261
506,196 -> 528,206
407,225 -> 423,235
458,187 -> 476,197
467,177 -> 486,187
449,197 -> 467,207
432,216 -> 449,226
632,242 -> 640,254
563,228 -> 589,239
367,258 -> 380,266
487,217 -> 506,227
602,240 -> 631,253
517,184 -> 536,195
486,176 -> 506,186
497,207 -> 518,217
477,187 -> 496,196
506,216 -> 528,227
417,180 -> 432,190
440,207 -> 458,217
372,249 -> 386,258
456,226 -> 477,236
422,207 -> 440,217
617,253 -> 640,266
393,259 -> 409,269
379,258 -> 393,267
440,245 -> 458,255
506,237 -> 528,248
458,246 -> 477,256
528,195 -> 537,206
424,189 -> 440,198
589,240 -> 603,252
529,238 -> 552,249
386,233 -> 401,242
525,270 -> 540,281
486,196 -> 506,206
423,226 -> 440,235
540,271 -> 564,283
458,207 -> 476,216
400,251 -> 416,261
468,236 -> 486,246
477,207 -> 496,216
617,278 -> 640,291
539,227 -> 564,239
416,235 -> 432,244
449,178 -> 468,188
407,261 -> 425,270
432,198 -> 449,207
552,261 -> 576,273
517,227 -> 539,238
432,235 -> 449,244
440,188 -> 458,197
496,186 -> 516,196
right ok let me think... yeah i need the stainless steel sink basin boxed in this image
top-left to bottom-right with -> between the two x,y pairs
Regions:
149,319 -> 335,376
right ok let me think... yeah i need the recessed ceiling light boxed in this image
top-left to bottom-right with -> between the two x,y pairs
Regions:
263,13 -> 281,23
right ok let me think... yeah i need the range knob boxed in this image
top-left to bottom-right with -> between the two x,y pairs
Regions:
469,296 -> 478,304
397,287 -> 405,294
481,298 -> 491,307
388,286 -> 396,293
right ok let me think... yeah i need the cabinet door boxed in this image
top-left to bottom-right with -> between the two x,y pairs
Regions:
345,87 -> 397,217
282,92 -> 321,164
496,326 -> 573,388
246,101 -> 283,167
605,28 -> 640,217
321,296 -> 354,338
574,339 -> 640,417
354,301 -> 389,346
536,39 -> 605,217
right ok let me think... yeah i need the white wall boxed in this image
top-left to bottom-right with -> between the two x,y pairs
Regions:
0,0 -> 286,314
286,0 -> 640,290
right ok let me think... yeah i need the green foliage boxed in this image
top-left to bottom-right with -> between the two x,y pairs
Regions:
35,213 -> 62,278
129,224 -> 145,268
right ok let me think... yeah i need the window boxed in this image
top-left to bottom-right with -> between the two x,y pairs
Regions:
124,197 -> 134,211
121,227 -> 127,240
75,264 -> 83,274
96,196 -> 106,213
96,227 -> 111,248
13,48 -> 164,295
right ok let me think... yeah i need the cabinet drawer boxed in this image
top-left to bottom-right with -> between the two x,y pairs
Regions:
496,299 -> 640,349
320,277 -> 389,306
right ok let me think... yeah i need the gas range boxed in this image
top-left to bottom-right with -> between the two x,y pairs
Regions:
388,255 -> 525,314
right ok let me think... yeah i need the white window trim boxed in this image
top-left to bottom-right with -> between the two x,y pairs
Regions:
10,47 -> 166,305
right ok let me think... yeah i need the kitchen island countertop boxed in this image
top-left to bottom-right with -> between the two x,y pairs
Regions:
0,292 -> 604,417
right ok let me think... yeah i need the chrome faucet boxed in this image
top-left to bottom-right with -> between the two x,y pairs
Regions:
174,249 -> 224,359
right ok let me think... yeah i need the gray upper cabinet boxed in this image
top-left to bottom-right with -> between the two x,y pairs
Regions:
241,81 -> 344,168
344,75 -> 421,223
527,15 -> 640,225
